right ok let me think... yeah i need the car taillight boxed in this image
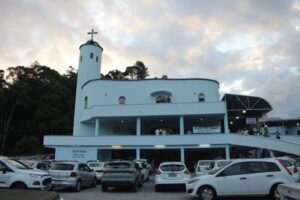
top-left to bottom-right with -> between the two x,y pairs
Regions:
278,160 -> 292,175
70,172 -> 77,177
197,167 -> 201,172
184,169 -> 190,174
155,169 -> 161,175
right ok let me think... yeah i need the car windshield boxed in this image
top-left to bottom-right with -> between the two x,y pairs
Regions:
160,164 -> 184,171
88,163 -> 103,168
6,159 -> 32,170
105,162 -> 131,169
51,163 -> 74,170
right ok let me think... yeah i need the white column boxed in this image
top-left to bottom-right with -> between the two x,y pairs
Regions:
95,118 -> 100,136
224,114 -> 229,134
179,116 -> 184,135
180,147 -> 185,163
136,147 -> 140,160
136,117 -> 141,136
225,144 -> 230,160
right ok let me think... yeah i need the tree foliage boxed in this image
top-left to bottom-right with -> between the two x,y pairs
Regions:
0,63 -> 76,155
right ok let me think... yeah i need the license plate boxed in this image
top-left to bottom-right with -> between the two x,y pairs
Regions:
168,173 -> 177,177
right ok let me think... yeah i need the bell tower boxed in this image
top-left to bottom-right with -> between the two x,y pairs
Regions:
73,29 -> 103,136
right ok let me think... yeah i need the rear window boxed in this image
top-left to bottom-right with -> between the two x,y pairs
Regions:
105,162 -> 131,169
51,163 -> 74,170
88,163 -> 103,168
160,164 -> 184,171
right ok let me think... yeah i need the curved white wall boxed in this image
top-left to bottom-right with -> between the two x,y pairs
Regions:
82,79 -> 220,106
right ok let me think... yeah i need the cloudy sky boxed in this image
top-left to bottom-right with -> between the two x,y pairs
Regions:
0,0 -> 299,118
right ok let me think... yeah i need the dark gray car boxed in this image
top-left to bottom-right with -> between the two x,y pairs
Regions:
101,161 -> 144,192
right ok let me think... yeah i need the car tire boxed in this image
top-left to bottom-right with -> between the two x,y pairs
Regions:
132,181 -> 138,192
74,180 -> 81,192
102,184 -> 108,192
10,182 -> 27,190
155,185 -> 160,192
269,184 -> 280,200
197,186 -> 217,200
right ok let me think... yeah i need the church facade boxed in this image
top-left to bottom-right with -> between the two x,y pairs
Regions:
43,32 -> 300,164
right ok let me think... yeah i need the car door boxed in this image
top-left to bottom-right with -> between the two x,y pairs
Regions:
215,162 -> 249,196
78,164 -> 88,186
247,161 -> 280,195
84,164 -> 94,184
0,161 -> 11,188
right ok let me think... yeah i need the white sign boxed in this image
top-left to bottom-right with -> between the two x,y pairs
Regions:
193,126 -> 221,134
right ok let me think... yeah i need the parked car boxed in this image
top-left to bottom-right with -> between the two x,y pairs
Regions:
207,160 -> 232,172
101,160 -> 144,192
276,157 -> 295,174
277,182 -> 300,200
186,158 -> 294,200
87,161 -> 106,183
49,161 -> 97,192
195,160 -> 214,176
0,156 -> 52,190
155,162 -> 191,192
136,161 -> 150,181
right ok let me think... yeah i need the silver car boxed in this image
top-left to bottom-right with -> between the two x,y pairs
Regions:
49,161 -> 97,192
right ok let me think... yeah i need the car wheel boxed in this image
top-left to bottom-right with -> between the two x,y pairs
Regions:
198,186 -> 217,200
74,180 -> 81,192
91,177 -> 97,188
132,181 -> 138,192
155,185 -> 160,192
270,184 -> 280,200
11,182 -> 27,190
102,184 -> 108,192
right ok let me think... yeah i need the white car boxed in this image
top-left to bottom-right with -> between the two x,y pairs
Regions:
195,160 -> 214,176
186,159 -> 294,200
87,161 -> 106,182
0,156 -> 52,190
155,162 -> 191,192
195,160 -> 232,177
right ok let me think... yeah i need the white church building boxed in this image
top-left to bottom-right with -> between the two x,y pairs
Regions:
44,31 -> 300,165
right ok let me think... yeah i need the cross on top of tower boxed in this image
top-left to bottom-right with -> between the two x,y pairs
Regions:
87,29 -> 98,41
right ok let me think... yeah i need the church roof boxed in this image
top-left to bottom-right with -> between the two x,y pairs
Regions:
79,40 -> 103,50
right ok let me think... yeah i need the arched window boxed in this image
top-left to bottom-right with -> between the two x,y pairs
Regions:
156,95 -> 171,103
80,55 -> 82,62
84,96 -> 88,109
96,56 -> 98,62
119,96 -> 126,104
90,53 -> 93,59
198,93 -> 205,102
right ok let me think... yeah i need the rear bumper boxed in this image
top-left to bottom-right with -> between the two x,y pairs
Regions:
102,178 -> 135,186
52,179 -> 77,188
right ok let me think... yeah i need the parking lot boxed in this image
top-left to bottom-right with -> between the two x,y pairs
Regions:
58,177 -> 269,200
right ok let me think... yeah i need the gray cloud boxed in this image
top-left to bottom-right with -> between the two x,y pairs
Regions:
0,0 -> 299,118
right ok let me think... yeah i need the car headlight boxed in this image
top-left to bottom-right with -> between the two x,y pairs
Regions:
29,173 -> 43,178
187,178 -> 200,184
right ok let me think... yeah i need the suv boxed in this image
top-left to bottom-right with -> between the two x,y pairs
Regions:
186,159 -> 294,200
101,160 -> 144,192
0,156 -> 52,190
49,161 -> 97,192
